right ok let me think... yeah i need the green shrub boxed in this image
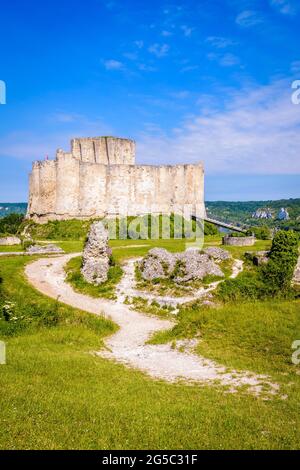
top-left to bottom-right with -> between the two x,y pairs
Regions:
204,221 -> 219,236
262,230 -> 299,295
0,213 -> 24,235
217,271 -> 267,302
251,225 -> 272,240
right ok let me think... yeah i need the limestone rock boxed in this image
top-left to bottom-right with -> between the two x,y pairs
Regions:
174,250 -> 224,283
81,222 -> 111,285
139,248 -> 224,283
253,251 -> 269,266
26,244 -> 64,254
0,236 -> 21,246
204,246 -> 231,261
139,248 -> 176,281
293,256 -> 300,285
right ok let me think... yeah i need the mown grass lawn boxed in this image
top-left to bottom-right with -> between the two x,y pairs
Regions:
0,240 -> 300,449
0,245 -> 23,252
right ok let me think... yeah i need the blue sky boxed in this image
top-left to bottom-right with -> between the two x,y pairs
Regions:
0,0 -> 300,201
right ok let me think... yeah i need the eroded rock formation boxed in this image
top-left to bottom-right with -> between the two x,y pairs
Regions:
81,222 -> 111,285
139,247 -> 224,283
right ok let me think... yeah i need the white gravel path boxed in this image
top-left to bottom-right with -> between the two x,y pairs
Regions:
25,254 -> 279,396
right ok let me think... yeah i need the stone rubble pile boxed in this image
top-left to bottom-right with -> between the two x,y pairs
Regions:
203,246 -> 232,261
139,247 -> 226,283
26,244 -> 64,254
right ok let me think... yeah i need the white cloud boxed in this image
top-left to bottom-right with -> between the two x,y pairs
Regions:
169,91 -> 190,99
161,30 -> 172,37
208,52 -> 240,67
138,63 -> 157,72
181,25 -> 194,37
206,36 -> 238,48
270,0 -> 297,15
180,65 -> 199,73
49,112 -> 83,123
291,61 -> 300,73
136,79 -> 300,175
219,53 -> 240,67
0,116 -> 112,161
148,43 -> 170,58
123,52 -> 138,61
103,59 -> 123,70
236,10 -> 264,27
134,40 -> 144,49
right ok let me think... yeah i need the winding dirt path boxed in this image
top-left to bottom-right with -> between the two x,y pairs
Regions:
25,255 -> 278,396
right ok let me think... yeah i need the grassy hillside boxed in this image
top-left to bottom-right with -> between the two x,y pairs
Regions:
0,240 -> 300,449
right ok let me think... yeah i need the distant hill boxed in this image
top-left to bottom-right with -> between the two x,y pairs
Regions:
206,198 -> 300,231
0,203 -> 27,218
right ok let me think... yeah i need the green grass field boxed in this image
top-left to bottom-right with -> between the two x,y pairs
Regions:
1,237 -> 300,449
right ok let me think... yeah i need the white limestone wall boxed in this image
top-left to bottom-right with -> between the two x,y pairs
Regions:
27,153 -> 205,222
55,152 -> 80,217
71,137 -> 135,165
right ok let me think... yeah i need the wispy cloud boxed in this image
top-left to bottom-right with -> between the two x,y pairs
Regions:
206,36 -> 238,48
208,52 -> 240,67
180,64 -> 199,73
134,40 -> 144,49
138,63 -> 157,72
123,52 -> 138,61
103,59 -> 124,70
136,78 -> 300,175
148,43 -> 170,58
161,30 -> 172,37
236,10 -> 264,27
291,60 -> 300,73
169,90 -> 190,99
181,25 -> 194,37
270,0 -> 298,15
0,115 -> 112,161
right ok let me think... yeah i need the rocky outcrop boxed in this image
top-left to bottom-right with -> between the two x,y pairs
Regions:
139,248 -> 224,283
0,236 -> 21,246
174,250 -> 224,283
203,247 -> 231,261
81,222 -> 111,285
139,248 -> 176,280
26,244 -> 64,254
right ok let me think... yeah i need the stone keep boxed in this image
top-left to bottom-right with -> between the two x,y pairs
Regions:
27,136 -> 205,223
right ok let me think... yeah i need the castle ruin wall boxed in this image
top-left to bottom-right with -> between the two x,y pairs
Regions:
27,137 -> 205,223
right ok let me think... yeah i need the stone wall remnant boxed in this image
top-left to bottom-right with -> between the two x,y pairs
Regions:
222,236 -> 256,247
81,222 -> 111,285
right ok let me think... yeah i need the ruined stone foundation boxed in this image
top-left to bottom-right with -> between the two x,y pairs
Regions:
27,136 -> 205,223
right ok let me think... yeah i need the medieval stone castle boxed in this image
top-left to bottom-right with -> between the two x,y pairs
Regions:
27,136 -> 205,223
